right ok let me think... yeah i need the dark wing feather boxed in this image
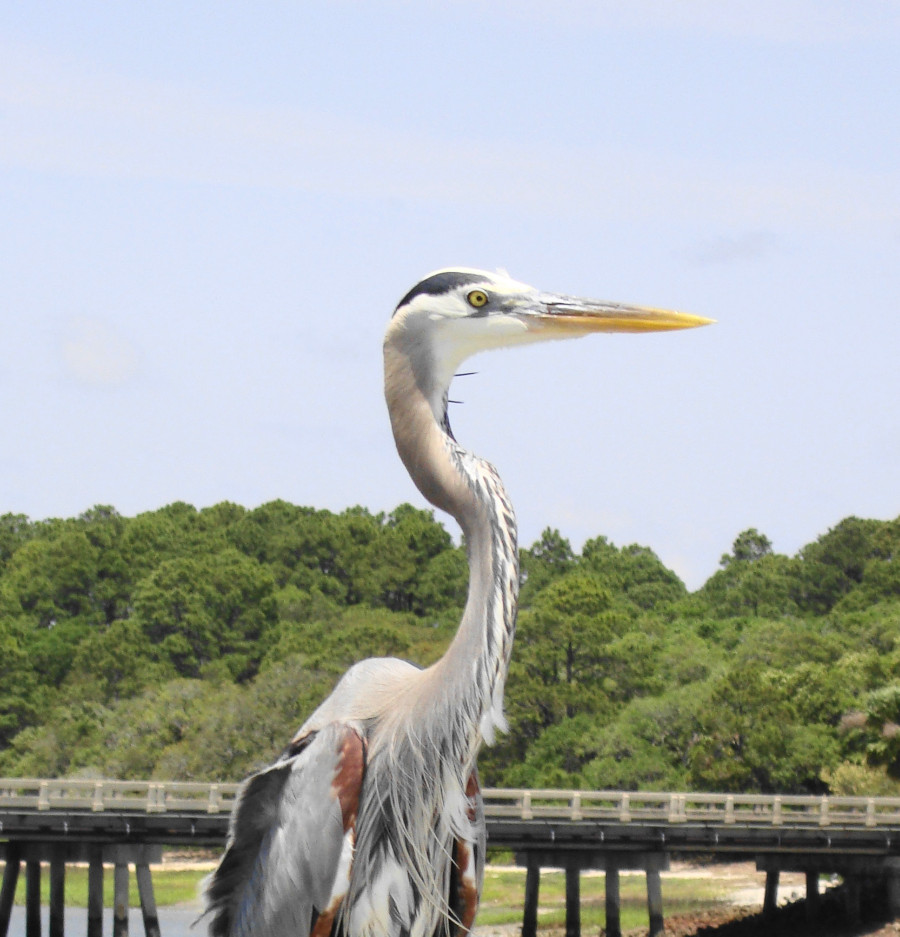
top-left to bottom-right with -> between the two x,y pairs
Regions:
205,722 -> 366,937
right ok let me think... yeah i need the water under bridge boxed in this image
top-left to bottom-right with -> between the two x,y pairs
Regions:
3,778 -> 900,937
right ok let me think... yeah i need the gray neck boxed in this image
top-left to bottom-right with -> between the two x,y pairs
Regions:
346,335 -> 519,935
384,340 -> 519,748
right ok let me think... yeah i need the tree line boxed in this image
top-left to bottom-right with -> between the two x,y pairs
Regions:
1,501 -> 899,795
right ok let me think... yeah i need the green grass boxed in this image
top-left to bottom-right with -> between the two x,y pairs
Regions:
6,866 -> 209,909
3,862 -> 730,931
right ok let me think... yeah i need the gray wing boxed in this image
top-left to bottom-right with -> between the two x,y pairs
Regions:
205,722 -> 366,937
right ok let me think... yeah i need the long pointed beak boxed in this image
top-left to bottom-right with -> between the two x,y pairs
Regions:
524,294 -> 714,335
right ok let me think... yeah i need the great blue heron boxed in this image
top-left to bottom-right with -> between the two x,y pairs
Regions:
205,268 -> 711,937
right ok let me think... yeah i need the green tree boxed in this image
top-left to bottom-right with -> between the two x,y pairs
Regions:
584,685 -> 710,791
498,573 -> 623,774
414,547 -> 468,614
796,517 -> 883,613
268,606 -> 415,674
0,513 -> 33,568
503,714 -> 601,788
581,536 -> 686,610
858,684 -> 900,777
720,528 -> 773,566
2,533 -> 98,627
689,665 -> 838,792
519,528 -> 575,605
78,505 -> 133,624
63,619 -> 172,704
657,625 -> 722,686
0,617 -> 39,746
0,699 -> 110,778
229,501 -> 342,591
78,679 -> 211,779
133,549 -> 276,678
352,505 -> 453,612
700,552 -> 800,619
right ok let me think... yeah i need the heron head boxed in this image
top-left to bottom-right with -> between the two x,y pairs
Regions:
387,267 -> 713,395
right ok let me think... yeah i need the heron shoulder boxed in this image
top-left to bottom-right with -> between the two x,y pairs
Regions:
295,657 -> 422,737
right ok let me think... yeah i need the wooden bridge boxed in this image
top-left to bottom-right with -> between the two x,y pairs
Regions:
4,778 -> 900,936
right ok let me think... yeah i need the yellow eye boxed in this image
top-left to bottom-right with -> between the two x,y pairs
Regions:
467,290 -> 489,308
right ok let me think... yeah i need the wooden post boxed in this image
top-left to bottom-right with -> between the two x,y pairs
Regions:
805,870 -> 820,922
886,860 -> 900,918
564,863 -> 580,937
87,847 -> 104,937
605,864 -> 621,937
646,867 -> 664,937
521,857 -> 540,937
25,859 -> 41,937
135,865 -> 161,937
844,874 -> 861,925
763,868 -> 779,918
113,863 -> 129,937
49,848 -> 65,937
0,845 -> 22,937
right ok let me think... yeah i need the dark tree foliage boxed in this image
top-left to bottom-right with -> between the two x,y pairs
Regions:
796,517 -> 888,613
581,535 -> 687,610
720,528 -> 773,567
0,514 -> 34,569
518,528 -> 575,605
1,502 -> 898,796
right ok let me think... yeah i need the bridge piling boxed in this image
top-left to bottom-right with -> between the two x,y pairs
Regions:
25,859 -> 40,936
135,864 -> 161,937
521,858 -> 540,937
805,870 -> 819,922
646,867 -> 663,937
844,874 -> 862,924
113,861 -> 129,937
49,847 -> 64,937
564,864 -> 580,937
604,864 -> 620,937
763,868 -> 779,918
87,847 -> 103,937
886,858 -> 900,917
0,846 -> 20,937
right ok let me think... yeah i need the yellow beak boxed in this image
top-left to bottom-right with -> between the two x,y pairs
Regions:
524,295 -> 714,336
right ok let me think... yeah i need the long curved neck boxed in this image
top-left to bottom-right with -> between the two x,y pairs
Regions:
384,339 -> 518,747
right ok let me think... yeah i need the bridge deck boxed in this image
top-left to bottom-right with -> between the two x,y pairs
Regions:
4,780 -> 900,937
2,778 -> 900,857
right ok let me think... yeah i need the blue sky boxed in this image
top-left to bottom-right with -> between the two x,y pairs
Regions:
2,1 -> 898,588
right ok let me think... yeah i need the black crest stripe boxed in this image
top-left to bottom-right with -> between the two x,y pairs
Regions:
394,272 -> 490,315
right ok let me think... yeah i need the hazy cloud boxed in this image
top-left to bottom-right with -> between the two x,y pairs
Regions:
62,318 -> 138,386
2,41 -> 897,233
378,0 -> 900,44
687,231 -> 779,265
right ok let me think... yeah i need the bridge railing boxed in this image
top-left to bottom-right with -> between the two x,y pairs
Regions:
4,778 -> 900,829
0,778 -> 241,815
478,789 -> 900,828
